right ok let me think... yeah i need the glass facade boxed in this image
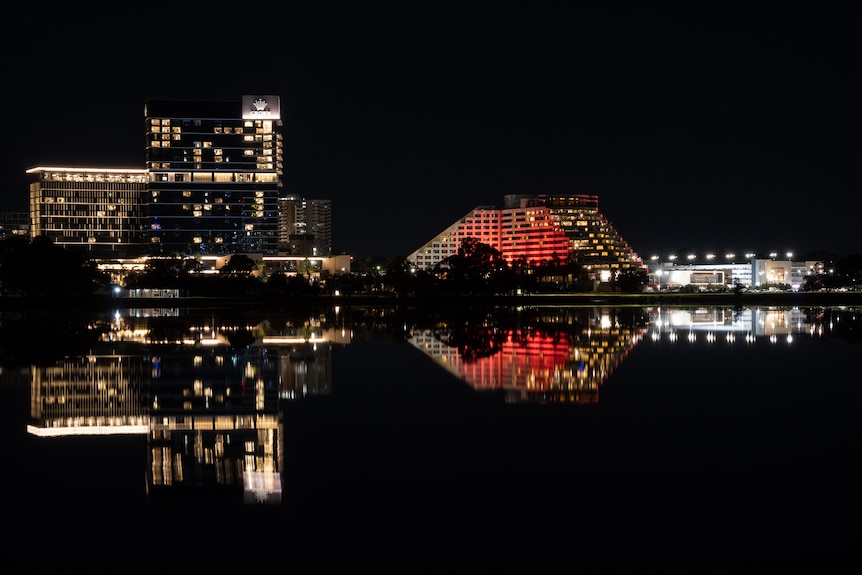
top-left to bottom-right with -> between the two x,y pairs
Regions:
143,98 -> 283,255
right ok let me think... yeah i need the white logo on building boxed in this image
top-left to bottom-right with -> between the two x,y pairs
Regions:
248,98 -> 272,117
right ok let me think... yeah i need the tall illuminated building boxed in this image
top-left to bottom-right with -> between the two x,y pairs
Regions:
278,195 -> 332,256
535,193 -> 644,276
143,96 -> 283,255
408,193 -> 645,277
27,167 -> 149,259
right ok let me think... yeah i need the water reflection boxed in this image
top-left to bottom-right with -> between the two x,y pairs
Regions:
24,306 -> 344,504
3,304 -> 859,508
410,307 -> 650,403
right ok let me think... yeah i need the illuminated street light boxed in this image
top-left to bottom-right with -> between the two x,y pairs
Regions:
706,253 -> 715,260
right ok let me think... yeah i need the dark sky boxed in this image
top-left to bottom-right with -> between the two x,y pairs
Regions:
5,3 -> 860,259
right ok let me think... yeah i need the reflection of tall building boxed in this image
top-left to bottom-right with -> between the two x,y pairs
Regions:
22,312 -> 344,503
147,347 -> 284,502
409,307 -> 647,403
27,353 -> 149,436
275,342 -> 332,399
141,317 -> 341,501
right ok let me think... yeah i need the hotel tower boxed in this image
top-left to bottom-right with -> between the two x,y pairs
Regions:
143,96 -> 284,256
408,193 -> 645,278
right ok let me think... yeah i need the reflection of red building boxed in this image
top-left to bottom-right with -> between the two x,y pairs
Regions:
410,314 -> 646,404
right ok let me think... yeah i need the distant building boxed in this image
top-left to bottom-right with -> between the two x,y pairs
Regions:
408,193 -> 645,279
0,211 -> 29,240
651,259 -> 821,290
278,195 -> 332,256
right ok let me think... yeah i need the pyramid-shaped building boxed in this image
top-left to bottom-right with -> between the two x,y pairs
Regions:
408,194 -> 645,278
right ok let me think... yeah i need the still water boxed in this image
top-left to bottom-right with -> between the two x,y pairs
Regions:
1,303 -> 860,538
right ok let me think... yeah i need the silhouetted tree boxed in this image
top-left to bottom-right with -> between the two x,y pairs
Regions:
221,254 -> 257,275
0,235 -> 108,297
438,237 -> 507,295
615,268 -> 650,293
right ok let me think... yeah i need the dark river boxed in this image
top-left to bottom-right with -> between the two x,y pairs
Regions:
1,302 -> 859,563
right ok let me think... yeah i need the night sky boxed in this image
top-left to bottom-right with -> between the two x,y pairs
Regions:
5,4 -> 859,259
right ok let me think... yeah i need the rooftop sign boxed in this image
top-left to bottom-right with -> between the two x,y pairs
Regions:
242,95 -> 281,120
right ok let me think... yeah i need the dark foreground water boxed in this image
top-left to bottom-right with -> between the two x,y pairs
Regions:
1,303 -> 859,564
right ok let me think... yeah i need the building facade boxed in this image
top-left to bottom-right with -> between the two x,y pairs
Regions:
143,96 -> 283,256
408,193 -> 645,278
27,167 -> 149,259
0,211 -> 30,240
651,259 -> 821,290
277,195 -> 332,256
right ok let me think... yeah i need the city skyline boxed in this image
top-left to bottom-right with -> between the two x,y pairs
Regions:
4,4 -> 859,258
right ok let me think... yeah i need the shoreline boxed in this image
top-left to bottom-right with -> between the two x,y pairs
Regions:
2,290 -> 861,310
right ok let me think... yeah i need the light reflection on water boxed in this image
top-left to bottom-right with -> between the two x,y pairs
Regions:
0,304 -> 859,527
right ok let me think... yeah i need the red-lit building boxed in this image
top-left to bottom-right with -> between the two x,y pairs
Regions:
408,193 -> 646,278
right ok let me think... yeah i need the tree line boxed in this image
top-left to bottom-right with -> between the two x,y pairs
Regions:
2,235 -> 860,299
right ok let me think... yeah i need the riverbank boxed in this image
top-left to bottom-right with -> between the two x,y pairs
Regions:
3,289 -> 862,310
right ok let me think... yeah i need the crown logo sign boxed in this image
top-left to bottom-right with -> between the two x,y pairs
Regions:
253,99 -> 268,111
